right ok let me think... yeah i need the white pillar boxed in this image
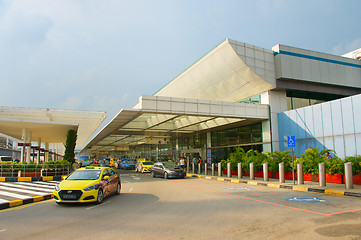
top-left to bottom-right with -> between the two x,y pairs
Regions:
26,131 -> 32,163
45,143 -> 49,162
36,138 -> 41,164
20,128 -> 27,163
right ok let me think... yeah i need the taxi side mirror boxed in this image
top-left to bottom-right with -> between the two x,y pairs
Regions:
103,175 -> 110,180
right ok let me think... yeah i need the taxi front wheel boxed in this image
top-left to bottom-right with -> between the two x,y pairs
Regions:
115,182 -> 121,195
96,188 -> 104,204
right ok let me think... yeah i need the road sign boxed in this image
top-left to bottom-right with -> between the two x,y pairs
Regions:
287,136 -> 296,147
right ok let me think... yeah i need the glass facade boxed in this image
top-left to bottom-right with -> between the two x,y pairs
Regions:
127,122 -> 263,163
286,90 -> 344,110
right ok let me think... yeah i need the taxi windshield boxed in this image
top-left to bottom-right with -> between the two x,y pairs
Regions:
67,170 -> 101,180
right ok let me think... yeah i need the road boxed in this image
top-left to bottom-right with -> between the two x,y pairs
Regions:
1,169 -> 361,240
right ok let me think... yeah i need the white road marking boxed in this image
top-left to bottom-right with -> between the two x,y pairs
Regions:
0,186 -> 50,196
132,177 -> 140,180
12,182 -> 55,190
0,229 -> 7,233
86,201 -> 111,210
0,190 -> 30,199
0,183 -> 53,192
129,187 -> 133,192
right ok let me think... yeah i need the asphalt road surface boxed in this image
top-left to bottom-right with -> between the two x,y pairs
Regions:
1,169 -> 361,240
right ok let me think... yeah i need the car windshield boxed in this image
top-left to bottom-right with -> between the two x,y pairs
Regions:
143,162 -> 153,165
67,170 -> 101,180
163,162 -> 178,169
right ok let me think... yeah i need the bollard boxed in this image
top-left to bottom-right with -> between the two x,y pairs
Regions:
345,162 -> 353,189
297,162 -> 304,185
319,162 -> 326,187
205,163 -> 208,175
186,157 -> 190,173
250,162 -> 254,180
212,163 -> 215,176
263,162 -> 269,181
238,162 -> 242,179
192,163 -> 195,174
218,162 -> 222,177
198,163 -> 201,174
227,162 -> 231,178
279,162 -> 285,183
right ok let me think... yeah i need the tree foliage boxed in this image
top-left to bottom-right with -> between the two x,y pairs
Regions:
63,129 -> 77,163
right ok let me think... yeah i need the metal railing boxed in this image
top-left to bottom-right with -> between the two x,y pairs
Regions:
0,164 -> 70,177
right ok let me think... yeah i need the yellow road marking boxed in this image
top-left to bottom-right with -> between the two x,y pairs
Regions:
293,186 -> 308,192
325,189 -> 344,196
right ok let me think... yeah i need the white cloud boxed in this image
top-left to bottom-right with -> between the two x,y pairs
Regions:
332,38 -> 361,56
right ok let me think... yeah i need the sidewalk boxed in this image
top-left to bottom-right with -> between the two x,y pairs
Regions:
186,172 -> 361,198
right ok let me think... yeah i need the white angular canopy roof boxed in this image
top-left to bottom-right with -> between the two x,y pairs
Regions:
82,95 -> 269,154
0,106 -> 106,146
155,39 -> 276,102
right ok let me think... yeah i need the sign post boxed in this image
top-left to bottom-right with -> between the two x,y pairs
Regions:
287,136 -> 296,185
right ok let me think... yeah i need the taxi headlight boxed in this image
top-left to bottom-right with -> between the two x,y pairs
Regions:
55,184 -> 60,191
84,184 -> 99,191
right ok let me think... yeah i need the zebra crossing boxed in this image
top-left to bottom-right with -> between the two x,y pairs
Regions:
0,181 -> 59,205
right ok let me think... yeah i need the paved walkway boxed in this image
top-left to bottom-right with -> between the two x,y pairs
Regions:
186,172 -> 361,198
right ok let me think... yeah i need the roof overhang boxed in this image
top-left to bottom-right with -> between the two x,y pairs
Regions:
0,106 -> 106,146
81,95 -> 269,154
154,39 -> 276,102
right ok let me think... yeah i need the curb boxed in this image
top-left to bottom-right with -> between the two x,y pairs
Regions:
0,193 -> 54,210
186,173 -> 361,198
0,176 -> 66,182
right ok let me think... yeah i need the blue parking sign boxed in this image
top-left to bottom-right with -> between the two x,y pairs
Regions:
287,136 -> 296,147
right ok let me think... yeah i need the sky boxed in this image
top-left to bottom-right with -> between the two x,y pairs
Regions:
0,0 -> 360,144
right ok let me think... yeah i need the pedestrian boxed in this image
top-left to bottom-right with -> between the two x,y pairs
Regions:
325,152 -> 332,160
193,157 -> 198,173
179,157 -> 185,169
199,157 -> 203,174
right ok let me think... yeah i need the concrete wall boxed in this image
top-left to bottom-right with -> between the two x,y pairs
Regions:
273,44 -> 361,89
278,94 -> 361,159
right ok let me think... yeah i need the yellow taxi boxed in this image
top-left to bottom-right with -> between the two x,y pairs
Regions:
53,166 -> 121,204
135,160 -> 153,173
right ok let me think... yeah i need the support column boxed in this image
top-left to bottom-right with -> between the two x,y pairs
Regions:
26,131 -> 32,163
20,128 -> 27,163
45,143 -> 49,162
36,139 -> 41,164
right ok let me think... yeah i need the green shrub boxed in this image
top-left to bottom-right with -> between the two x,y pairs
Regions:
344,156 -> 361,175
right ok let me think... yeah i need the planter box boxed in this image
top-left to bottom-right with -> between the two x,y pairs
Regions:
222,169 -> 238,175
342,174 -> 361,185
285,172 -> 297,180
303,173 -> 318,182
0,171 -> 18,177
19,171 -> 42,177
326,173 -> 343,184
353,175 -> 361,185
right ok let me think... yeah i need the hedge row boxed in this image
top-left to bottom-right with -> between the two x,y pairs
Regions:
222,147 -> 361,175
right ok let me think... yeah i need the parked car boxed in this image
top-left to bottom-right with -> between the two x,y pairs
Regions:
119,160 -> 136,170
151,161 -> 185,179
98,159 -> 110,167
135,161 -> 153,173
53,166 -> 121,204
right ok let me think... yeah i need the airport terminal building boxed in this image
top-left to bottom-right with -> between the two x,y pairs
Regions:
82,39 -> 361,162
